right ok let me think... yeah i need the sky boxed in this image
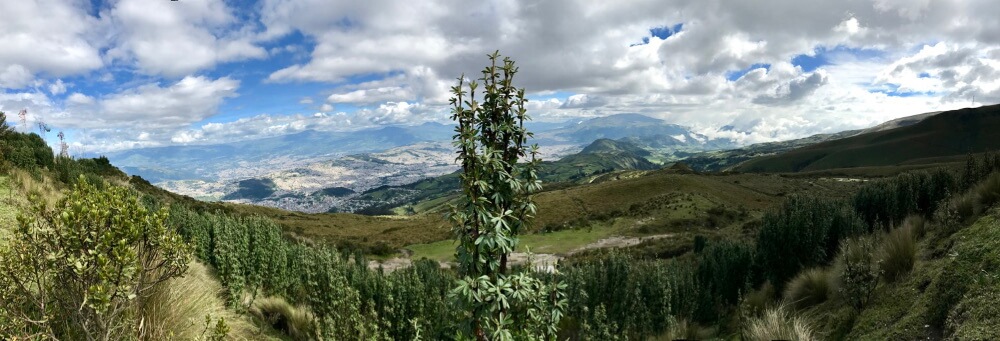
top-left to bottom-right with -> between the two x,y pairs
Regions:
1,0 -> 999,154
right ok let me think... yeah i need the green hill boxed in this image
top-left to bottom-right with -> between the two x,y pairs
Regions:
350,138 -> 661,214
737,105 -> 1000,173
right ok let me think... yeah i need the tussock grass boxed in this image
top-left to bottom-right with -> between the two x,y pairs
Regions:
879,224 -> 917,282
140,261 -> 261,340
741,281 -> 778,317
249,296 -> 315,340
901,215 -> 926,239
783,268 -> 834,309
940,172 -> 1000,225
654,318 -> 715,341
742,305 -> 817,341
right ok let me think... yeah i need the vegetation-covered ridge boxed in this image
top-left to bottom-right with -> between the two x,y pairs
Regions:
737,104 -> 1000,173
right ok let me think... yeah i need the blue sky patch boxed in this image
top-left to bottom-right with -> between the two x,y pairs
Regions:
792,45 -> 885,72
868,83 -> 936,97
632,23 -> 683,46
726,63 -> 771,81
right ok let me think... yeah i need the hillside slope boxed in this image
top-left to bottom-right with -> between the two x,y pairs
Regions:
737,105 -> 1000,173
684,110 -> 941,172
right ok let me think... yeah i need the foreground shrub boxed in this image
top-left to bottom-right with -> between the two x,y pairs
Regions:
755,196 -> 865,291
834,237 -> 881,313
448,51 -> 566,340
880,223 -> 917,282
783,268 -> 833,309
742,305 -> 816,341
696,240 -> 754,320
564,252 -> 696,339
936,172 -> 1000,231
0,177 -> 190,339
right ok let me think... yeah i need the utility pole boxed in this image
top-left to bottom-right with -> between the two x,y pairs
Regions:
58,131 -> 69,158
18,109 -> 26,133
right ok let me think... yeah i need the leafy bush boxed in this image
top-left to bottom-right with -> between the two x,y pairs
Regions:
834,237 -> 881,313
853,169 -> 955,231
563,252 -> 696,339
0,177 -> 190,339
879,223 -> 917,282
0,131 -> 54,172
755,196 -> 865,291
783,268 -> 833,310
697,240 -> 754,319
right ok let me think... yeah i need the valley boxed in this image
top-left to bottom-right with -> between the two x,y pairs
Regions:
6,2 -> 1000,339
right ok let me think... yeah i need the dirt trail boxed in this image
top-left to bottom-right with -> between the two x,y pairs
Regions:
369,233 -> 676,273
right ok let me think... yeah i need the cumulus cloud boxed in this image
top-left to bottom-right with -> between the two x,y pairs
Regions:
254,0 -> 988,144
105,0 -> 266,76
0,1 -> 104,82
328,86 -> 414,104
164,102 -> 446,147
0,65 -> 34,89
5,0 -> 1000,152
48,80 -> 67,95
753,71 -> 829,105
58,76 -> 239,129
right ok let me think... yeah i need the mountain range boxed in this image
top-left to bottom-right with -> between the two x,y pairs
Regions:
107,113 -> 737,212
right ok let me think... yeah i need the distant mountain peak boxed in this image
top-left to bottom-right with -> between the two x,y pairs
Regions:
580,138 -> 651,157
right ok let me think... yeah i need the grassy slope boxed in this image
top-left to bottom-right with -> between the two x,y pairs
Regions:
737,104 -> 1000,173
407,170 -> 861,261
797,210 -> 1000,340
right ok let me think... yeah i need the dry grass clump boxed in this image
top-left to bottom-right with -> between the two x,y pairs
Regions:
654,318 -> 715,340
742,281 -> 778,317
879,223 -> 917,282
783,268 -> 834,309
249,296 -> 315,340
743,305 -> 816,341
140,261 -> 261,340
901,215 -> 926,239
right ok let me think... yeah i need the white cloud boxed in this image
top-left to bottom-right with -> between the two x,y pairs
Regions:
67,92 -> 95,105
0,1 -> 104,80
105,0 -> 266,76
48,79 -> 67,95
0,65 -> 34,89
6,0 -> 1000,153
328,87 -> 413,104
59,76 -> 239,129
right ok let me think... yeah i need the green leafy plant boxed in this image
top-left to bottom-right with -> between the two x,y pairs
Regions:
835,237 -> 881,313
447,51 -> 566,340
0,176 -> 190,340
